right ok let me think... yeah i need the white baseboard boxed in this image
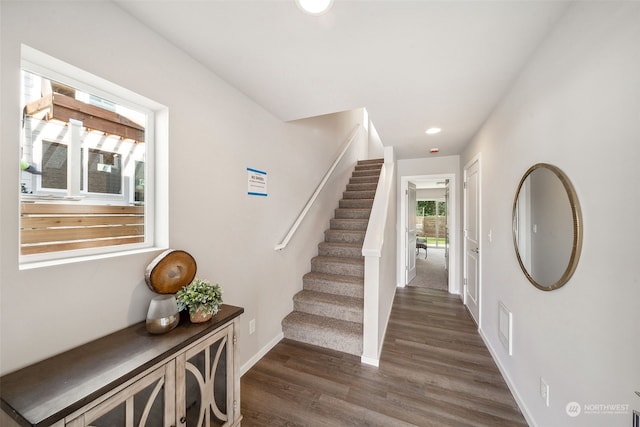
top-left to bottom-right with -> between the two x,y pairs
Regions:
478,328 -> 537,427
240,332 -> 284,376
361,355 -> 379,367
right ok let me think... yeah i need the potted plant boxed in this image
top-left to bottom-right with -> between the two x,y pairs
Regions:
175,278 -> 223,323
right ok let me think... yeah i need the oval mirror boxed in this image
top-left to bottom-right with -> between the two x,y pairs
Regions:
512,163 -> 583,291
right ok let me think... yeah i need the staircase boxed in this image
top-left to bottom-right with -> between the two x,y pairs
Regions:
282,158 -> 383,356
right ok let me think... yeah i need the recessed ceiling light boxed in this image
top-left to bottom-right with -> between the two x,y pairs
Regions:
430,148 -> 440,154
425,127 -> 442,135
295,0 -> 334,15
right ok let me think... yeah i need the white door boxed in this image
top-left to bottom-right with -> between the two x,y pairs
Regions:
464,159 -> 481,324
406,182 -> 417,284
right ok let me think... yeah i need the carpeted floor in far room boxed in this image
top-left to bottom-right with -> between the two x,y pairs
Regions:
408,247 -> 448,291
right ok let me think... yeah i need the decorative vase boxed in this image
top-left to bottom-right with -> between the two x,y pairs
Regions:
146,295 -> 180,334
189,309 -> 212,323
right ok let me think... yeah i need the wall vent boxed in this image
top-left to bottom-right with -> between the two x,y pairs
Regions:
499,302 -> 513,356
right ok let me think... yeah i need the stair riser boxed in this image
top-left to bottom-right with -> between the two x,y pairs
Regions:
343,190 -> 376,199
355,161 -> 383,169
338,198 -> 374,209
303,276 -> 364,298
334,208 -> 371,219
351,168 -> 382,178
318,245 -> 363,258
282,322 -> 362,356
312,259 -> 363,277
357,159 -> 384,166
294,300 -> 362,323
282,328 -> 362,356
346,183 -> 378,192
352,169 -> 381,177
350,177 -> 379,186
329,219 -> 368,231
324,230 -> 365,243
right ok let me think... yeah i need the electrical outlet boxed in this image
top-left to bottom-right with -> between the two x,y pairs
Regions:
249,319 -> 256,335
540,377 -> 550,407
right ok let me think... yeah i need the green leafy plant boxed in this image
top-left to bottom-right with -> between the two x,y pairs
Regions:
175,278 -> 223,317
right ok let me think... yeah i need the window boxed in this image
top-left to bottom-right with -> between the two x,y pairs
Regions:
41,141 -> 68,190
19,46 -> 166,265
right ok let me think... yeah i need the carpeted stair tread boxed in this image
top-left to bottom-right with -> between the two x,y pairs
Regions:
334,207 -> 372,219
354,163 -> 383,171
282,311 -> 363,356
294,289 -> 363,312
293,290 -> 363,322
329,218 -> 369,231
357,158 -> 384,165
318,241 -> 363,258
354,163 -> 381,168
350,175 -> 380,184
338,198 -> 375,209
311,255 -> 364,277
352,169 -> 381,177
303,272 -> 364,298
343,190 -> 376,199
311,255 -> 364,265
346,182 -> 378,192
324,229 -> 366,244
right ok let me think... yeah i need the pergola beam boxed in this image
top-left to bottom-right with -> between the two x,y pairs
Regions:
24,93 -> 145,143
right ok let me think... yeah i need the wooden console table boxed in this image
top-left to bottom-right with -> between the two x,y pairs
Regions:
0,304 -> 243,427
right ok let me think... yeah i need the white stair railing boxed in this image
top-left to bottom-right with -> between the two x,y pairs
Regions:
274,124 -> 361,251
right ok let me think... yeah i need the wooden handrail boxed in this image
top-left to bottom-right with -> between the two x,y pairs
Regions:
275,124 -> 361,250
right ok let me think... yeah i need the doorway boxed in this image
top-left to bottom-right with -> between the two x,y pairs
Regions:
399,174 -> 458,294
411,184 -> 449,290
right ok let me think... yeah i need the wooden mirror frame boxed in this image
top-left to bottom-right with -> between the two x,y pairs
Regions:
512,163 -> 583,291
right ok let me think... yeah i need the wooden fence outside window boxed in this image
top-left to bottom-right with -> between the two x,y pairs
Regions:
20,203 -> 144,255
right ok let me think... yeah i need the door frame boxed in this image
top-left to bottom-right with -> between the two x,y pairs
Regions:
406,182 -> 417,284
463,154 -> 482,326
398,173 -> 459,294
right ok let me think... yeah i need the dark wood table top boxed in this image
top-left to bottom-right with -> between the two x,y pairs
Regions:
0,304 -> 243,427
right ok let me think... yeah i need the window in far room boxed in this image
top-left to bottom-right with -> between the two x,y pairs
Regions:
416,199 -> 447,247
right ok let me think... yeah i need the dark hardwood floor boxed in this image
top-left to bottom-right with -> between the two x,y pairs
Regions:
241,287 -> 527,426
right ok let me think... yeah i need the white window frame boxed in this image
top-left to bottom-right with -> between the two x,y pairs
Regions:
20,45 -> 168,268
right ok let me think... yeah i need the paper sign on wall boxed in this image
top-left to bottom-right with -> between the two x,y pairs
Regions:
247,168 -> 267,196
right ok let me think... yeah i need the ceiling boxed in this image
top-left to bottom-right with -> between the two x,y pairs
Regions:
114,0 -> 569,159
414,179 -> 447,190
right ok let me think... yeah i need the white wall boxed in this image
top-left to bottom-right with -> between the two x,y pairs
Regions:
461,2 -> 640,426
367,118 -> 384,160
0,1 -> 366,375
416,188 -> 446,201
